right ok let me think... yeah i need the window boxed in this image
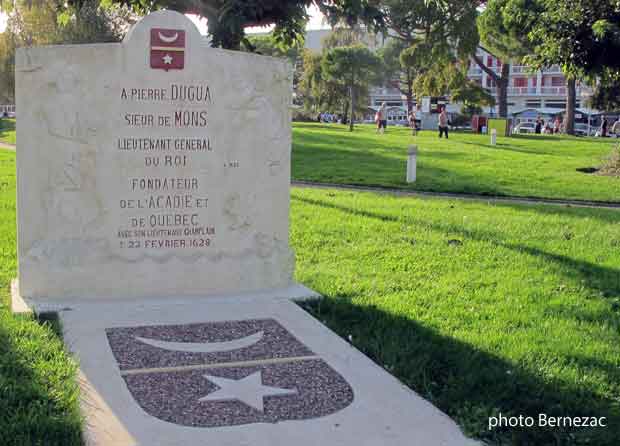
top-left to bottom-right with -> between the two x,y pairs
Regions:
487,56 -> 493,66
531,77 -> 537,87
551,76 -> 564,86
514,78 -> 527,87
545,102 -> 564,109
526,101 -> 541,108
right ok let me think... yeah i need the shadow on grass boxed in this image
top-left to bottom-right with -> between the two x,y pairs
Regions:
293,190 -> 620,443
293,139 -> 522,195
460,140 -> 562,156
492,201 -> 620,226
0,311 -> 82,446
292,195 -> 620,298
300,297 -> 619,445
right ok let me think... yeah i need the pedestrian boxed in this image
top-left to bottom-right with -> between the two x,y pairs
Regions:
376,102 -> 387,134
553,116 -> 561,134
611,117 -> 620,137
408,108 -> 417,136
544,122 -> 552,134
601,116 -> 608,137
438,106 -> 449,138
535,117 -> 542,134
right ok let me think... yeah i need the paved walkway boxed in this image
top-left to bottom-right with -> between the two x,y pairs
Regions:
293,180 -> 620,210
17,287 -> 478,446
0,142 -> 15,151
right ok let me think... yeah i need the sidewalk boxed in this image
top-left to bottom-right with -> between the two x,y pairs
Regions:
292,180 -> 620,210
0,142 -> 15,151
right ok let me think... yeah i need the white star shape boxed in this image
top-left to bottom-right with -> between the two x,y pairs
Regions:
199,371 -> 297,412
162,54 -> 173,65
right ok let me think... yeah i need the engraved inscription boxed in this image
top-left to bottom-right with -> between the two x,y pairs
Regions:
116,83 -> 216,251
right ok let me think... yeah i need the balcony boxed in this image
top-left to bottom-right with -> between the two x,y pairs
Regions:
510,65 -> 530,74
507,87 -> 539,96
540,86 -> 567,95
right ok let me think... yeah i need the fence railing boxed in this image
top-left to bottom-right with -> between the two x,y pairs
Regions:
0,104 -> 15,115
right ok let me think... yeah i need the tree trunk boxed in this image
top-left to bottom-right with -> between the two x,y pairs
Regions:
342,100 -> 349,125
405,69 -> 414,114
564,77 -> 576,135
472,52 -> 511,117
497,63 -> 510,118
349,84 -> 355,132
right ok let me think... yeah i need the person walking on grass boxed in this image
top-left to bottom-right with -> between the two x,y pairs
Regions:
438,106 -> 449,138
375,102 -> 388,134
612,117 -> 620,138
601,116 -> 609,137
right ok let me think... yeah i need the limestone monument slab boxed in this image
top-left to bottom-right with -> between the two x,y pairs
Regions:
16,10 -> 293,300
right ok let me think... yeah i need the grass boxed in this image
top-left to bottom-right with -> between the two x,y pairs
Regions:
291,187 -> 620,445
292,122 -> 620,203
1,133 -> 619,444
0,118 -> 16,145
0,149 -> 83,446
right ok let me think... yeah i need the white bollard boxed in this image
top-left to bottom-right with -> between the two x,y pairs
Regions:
407,145 -> 417,183
491,128 -> 497,145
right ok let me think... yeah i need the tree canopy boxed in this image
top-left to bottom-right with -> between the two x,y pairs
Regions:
107,0 -> 385,49
525,0 -> 620,111
376,0 -> 491,113
322,44 -> 382,131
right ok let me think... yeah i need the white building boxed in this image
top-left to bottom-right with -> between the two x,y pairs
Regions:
467,49 -> 592,115
302,29 -> 593,121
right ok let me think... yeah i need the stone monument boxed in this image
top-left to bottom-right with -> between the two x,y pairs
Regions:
13,11 -> 475,446
16,10 -> 293,300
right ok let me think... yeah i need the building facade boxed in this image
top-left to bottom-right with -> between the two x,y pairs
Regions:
467,49 -> 592,115
302,29 -> 593,121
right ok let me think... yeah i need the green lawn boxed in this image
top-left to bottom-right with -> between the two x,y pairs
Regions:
0,118 -> 16,145
291,187 -> 620,445
1,143 -> 619,445
292,122 -> 620,203
0,150 -> 83,446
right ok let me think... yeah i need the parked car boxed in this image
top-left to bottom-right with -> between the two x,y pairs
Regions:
574,123 -> 595,137
514,122 -> 536,134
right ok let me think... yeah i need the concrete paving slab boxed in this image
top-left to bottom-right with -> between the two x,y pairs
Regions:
51,291 -> 478,446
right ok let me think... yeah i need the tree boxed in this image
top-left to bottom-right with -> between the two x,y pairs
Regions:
378,0 -> 490,112
589,77 -> 620,111
0,0 -> 135,103
107,0 -> 385,50
525,0 -> 620,134
378,39 -> 416,115
57,0 -> 137,44
322,45 -> 382,131
0,29 -> 16,103
299,48 -> 349,119
476,0 -> 539,117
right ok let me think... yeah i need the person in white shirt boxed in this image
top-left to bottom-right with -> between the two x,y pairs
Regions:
376,103 -> 388,134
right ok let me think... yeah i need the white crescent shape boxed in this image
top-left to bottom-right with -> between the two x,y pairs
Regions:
134,331 -> 264,353
158,31 -> 179,43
